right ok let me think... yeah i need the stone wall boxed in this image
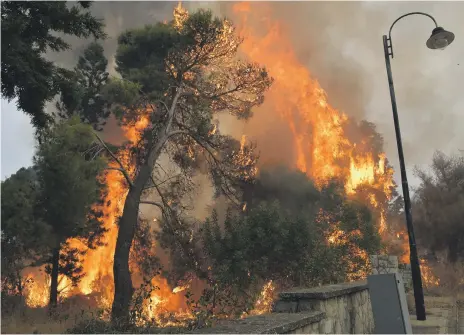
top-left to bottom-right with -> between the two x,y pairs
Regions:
274,281 -> 374,334
370,254 -> 412,292
370,254 -> 398,274
193,281 -> 374,334
399,263 -> 413,292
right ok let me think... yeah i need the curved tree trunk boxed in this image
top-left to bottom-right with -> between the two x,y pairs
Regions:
111,164 -> 151,325
110,96 -> 177,324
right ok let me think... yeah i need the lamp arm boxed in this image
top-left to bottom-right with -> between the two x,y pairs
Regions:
389,12 -> 438,39
387,12 -> 439,59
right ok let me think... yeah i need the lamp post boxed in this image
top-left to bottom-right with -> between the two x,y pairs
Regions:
383,12 -> 455,321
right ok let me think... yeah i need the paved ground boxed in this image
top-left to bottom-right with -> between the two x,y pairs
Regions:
458,299 -> 464,333
409,295 -> 463,334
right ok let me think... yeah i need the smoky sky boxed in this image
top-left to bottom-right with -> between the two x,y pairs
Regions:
2,1 -> 463,192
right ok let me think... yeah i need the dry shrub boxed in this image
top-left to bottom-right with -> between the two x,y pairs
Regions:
423,260 -> 464,296
1,294 -> 104,334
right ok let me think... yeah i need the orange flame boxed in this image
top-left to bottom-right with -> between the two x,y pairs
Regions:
420,259 -> 440,287
242,280 -> 276,318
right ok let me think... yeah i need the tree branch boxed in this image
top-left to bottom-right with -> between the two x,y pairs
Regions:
165,87 -> 183,136
140,201 -> 164,210
156,100 -> 170,114
93,132 -> 134,188
143,173 -> 181,191
176,130 -> 241,207
166,129 -> 188,139
104,167 -> 126,173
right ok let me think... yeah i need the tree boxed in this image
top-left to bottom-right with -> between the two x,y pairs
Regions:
1,1 -> 105,129
413,151 -> 464,263
55,42 -> 111,130
33,117 -> 108,307
1,168 -> 50,298
100,7 -> 272,323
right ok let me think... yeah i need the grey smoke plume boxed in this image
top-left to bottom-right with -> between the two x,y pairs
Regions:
47,1 -> 464,192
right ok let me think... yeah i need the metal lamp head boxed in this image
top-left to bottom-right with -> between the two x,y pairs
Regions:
426,27 -> 455,50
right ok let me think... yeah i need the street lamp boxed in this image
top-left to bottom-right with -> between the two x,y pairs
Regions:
383,12 -> 455,321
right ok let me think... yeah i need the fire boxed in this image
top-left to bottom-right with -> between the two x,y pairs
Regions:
140,277 -> 191,326
242,280 -> 276,318
396,231 -> 410,264
323,214 -> 369,281
22,269 -> 73,308
173,1 -> 188,31
420,259 -> 440,288
231,2 -> 395,279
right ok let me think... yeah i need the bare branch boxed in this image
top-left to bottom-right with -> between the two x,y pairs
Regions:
140,201 -> 164,210
165,87 -> 183,136
143,173 -> 182,191
175,130 -> 241,207
166,129 -> 188,139
93,132 -> 134,188
91,146 -> 105,160
104,167 -> 126,173
156,100 -> 170,114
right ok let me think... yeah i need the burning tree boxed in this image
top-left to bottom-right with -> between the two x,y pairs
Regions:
99,7 -> 272,323
33,117 -> 108,308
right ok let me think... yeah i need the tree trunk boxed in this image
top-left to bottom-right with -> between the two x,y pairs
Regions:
111,95 -> 178,324
49,247 -> 60,309
111,163 -> 152,325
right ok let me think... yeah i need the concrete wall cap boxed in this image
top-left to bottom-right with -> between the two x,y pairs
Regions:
278,280 -> 368,301
190,311 -> 325,334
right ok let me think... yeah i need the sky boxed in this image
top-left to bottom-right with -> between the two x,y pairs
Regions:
2,1 -> 463,190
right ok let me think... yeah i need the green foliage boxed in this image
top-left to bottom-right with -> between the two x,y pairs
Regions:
1,1 -> 105,129
56,42 -> 111,130
413,151 -> 464,262
202,202 -> 317,289
113,8 -> 272,122
115,23 -> 179,99
101,78 -> 142,119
